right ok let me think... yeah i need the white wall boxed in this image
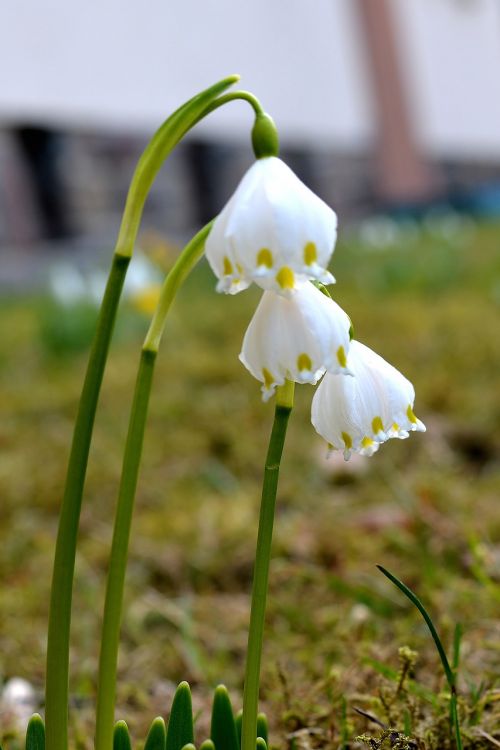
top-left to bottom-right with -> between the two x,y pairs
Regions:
2,0 -> 500,160
391,0 -> 500,159
0,0 -> 373,147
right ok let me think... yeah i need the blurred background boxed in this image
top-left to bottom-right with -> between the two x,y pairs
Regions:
1,1 -> 499,747
2,0 -> 500,279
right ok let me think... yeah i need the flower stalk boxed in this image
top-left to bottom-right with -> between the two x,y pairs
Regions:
45,75 -> 245,750
45,253 -> 129,750
241,381 -> 294,750
95,223 -> 212,750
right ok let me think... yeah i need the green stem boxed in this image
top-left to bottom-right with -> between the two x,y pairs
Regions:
94,348 -> 156,750
450,693 -> 463,750
241,383 -> 294,750
95,225 -> 211,750
45,254 -> 128,750
198,90 -> 264,120
114,75 -> 239,259
45,76 -> 239,750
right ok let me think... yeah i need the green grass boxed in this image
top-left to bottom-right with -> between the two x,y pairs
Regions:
0,220 -> 499,748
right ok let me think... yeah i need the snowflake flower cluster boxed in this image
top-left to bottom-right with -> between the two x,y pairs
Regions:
205,157 -> 425,459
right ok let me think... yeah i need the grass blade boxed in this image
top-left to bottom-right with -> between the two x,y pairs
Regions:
377,565 -> 463,750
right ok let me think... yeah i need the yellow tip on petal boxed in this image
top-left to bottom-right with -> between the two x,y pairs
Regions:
223,256 -> 233,276
341,431 -> 353,450
407,405 -> 418,424
303,241 -> 318,266
361,436 -> 374,449
372,416 -> 384,434
257,248 -> 274,269
337,345 -> 347,368
392,422 -> 399,431
262,367 -> 275,390
297,352 -> 313,372
276,266 -> 295,290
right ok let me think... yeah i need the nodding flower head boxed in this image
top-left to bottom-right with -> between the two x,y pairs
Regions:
239,280 -> 352,402
311,340 -> 426,460
205,157 -> 337,295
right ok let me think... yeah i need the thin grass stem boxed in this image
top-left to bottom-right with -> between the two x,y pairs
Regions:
377,565 -> 463,750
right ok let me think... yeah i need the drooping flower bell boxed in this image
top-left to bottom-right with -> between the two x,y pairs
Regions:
205,157 -> 337,295
240,280 -> 352,401
311,340 -> 426,460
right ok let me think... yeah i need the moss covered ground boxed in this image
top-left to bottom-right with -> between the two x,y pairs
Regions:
0,219 -> 499,748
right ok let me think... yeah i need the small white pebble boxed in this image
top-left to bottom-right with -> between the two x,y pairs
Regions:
349,603 -> 371,624
0,677 -> 37,729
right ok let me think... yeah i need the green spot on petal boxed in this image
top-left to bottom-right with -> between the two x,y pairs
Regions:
361,436 -> 374,448
303,241 -> 318,266
262,368 -> 274,390
297,353 -> 312,372
337,345 -> 347,368
407,405 -> 417,424
341,431 -> 352,450
372,416 -> 384,434
276,266 -> 295,289
223,256 -> 233,276
257,248 -> 274,268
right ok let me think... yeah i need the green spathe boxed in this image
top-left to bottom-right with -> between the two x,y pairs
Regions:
252,112 -> 280,158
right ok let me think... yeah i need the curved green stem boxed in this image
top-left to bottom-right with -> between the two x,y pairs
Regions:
199,90 -> 264,119
44,76 -> 239,750
45,254 -> 129,750
241,382 -> 294,750
95,225 -> 211,750
143,223 -> 213,352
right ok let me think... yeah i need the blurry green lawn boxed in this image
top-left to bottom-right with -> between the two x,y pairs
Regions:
0,219 -> 499,747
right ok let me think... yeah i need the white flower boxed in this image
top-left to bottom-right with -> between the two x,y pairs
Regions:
311,340 -> 426,460
205,157 -> 337,295
240,281 -> 352,401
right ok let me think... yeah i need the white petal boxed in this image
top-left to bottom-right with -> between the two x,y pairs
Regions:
311,340 -> 425,456
239,281 -> 351,400
205,157 -> 337,294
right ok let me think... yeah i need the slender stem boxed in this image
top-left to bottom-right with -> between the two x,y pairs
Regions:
450,693 -> 463,750
95,225 -> 211,750
44,76 -> 242,750
94,349 -> 156,750
143,223 -> 213,352
198,90 -> 264,120
45,254 -> 129,750
241,383 -> 294,750
44,71 -> 269,750
114,76 -> 239,260
377,566 -> 454,686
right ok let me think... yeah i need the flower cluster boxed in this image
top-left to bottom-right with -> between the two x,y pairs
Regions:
206,156 -> 425,459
